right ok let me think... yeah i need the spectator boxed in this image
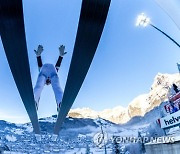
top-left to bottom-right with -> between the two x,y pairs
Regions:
170,101 -> 178,114
173,83 -> 179,93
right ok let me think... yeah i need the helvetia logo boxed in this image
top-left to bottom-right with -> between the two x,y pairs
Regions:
164,116 -> 180,126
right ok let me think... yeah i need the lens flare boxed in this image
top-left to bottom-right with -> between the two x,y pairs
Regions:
136,13 -> 150,27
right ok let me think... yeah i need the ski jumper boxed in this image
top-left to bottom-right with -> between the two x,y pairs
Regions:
34,56 -> 63,108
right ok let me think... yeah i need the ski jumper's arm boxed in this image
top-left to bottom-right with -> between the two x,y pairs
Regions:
55,56 -> 63,72
55,45 -> 66,72
34,45 -> 44,72
37,56 -> 43,72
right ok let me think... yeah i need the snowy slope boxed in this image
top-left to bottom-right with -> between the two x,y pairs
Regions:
0,116 -> 120,153
0,106 -> 165,154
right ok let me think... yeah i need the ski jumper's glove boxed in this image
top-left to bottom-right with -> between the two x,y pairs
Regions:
59,45 -> 67,57
34,45 -> 43,57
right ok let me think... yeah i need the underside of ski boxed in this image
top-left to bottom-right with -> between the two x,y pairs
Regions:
54,0 -> 111,135
0,0 -> 40,134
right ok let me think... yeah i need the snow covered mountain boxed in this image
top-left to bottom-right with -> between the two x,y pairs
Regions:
68,73 -> 180,124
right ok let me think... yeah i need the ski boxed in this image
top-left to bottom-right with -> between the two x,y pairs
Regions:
54,0 -> 111,135
0,0 -> 40,134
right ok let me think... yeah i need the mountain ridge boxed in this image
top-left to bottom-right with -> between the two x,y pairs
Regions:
68,73 -> 180,124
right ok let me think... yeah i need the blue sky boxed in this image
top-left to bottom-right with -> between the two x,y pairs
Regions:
0,0 -> 180,123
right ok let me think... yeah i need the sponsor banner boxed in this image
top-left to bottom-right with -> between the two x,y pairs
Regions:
164,100 -> 180,113
160,110 -> 180,128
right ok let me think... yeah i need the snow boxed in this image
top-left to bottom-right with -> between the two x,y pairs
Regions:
116,129 -> 138,137
4,152 -> 23,154
93,118 -> 110,126
69,107 -> 98,119
100,106 -> 127,118
128,94 -> 150,116
23,124 -> 33,133
78,134 -> 86,138
5,135 -> 17,142
67,125 -> 98,134
39,116 -> 56,123
11,128 -> 24,135
62,148 -> 86,154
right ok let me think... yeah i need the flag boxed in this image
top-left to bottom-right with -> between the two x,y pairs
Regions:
177,63 -> 180,73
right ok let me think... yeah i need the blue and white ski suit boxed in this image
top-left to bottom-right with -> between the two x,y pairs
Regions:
34,56 -> 63,108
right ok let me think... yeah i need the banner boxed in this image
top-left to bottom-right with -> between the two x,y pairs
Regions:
159,110 -> 180,128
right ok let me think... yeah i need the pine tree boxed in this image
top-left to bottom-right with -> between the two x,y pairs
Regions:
85,144 -> 90,154
112,136 -> 120,154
